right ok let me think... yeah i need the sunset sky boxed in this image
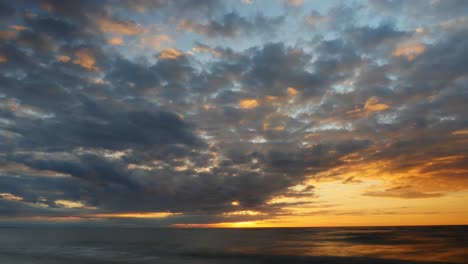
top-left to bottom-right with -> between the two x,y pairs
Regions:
0,0 -> 467,227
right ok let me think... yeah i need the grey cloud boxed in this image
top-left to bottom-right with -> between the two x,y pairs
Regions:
0,1 -> 15,21
178,12 -> 284,39
345,23 -> 409,51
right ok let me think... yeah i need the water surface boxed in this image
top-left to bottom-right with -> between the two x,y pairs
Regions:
1,226 -> 467,263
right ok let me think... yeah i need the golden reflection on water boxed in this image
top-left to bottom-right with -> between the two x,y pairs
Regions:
232,228 -> 468,263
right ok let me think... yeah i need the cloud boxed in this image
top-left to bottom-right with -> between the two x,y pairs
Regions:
239,99 -> 260,109
392,42 -> 426,60
452,130 -> 468,136
347,97 -> 390,116
55,54 -> 70,62
0,1 -> 15,21
0,193 -> 23,202
108,37 -> 124,45
178,12 -> 284,38
159,48 -> 184,60
342,177 -> 362,184
284,0 -> 304,7
305,11 -> 329,27
140,34 -> 172,50
95,17 -> 144,35
0,30 -> 17,40
54,200 -> 87,209
363,186 -> 443,199
73,49 -> 99,71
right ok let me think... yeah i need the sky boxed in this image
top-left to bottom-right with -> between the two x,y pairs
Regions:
0,0 -> 467,227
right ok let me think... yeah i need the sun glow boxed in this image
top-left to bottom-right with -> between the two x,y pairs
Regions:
91,212 -> 179,219
172,221 -> 262,228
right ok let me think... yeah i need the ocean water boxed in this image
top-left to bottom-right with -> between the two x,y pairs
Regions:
0,226 -> 467,264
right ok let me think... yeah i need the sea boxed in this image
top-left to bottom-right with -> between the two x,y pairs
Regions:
0,226 -> 467,264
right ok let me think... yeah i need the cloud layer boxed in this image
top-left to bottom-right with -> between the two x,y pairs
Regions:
0,0 -> 467,226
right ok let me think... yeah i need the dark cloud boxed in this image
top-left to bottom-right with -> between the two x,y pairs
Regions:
178,12 -> 285,39
0,1 -> 15,21
345,23 -> 409,51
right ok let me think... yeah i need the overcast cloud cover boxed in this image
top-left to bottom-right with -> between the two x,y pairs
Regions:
0,0 -> 467,226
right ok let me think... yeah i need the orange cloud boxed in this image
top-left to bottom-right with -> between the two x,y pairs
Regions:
91,212 -> 178,219
96,17 -> 143,35
108,37 -> 124,45
54,200 -> 86,209
0,192 -> 23,202
172,221 -> 261,228
141,34 -> 172,50
159,48 -> 183,60
363,96 -> 389,112
452,130 -> 468,136
0,54 -> 6,63
222,210 -> 264,216
56,55 -> 70,63
266,95 -> 280,102
0,30 -> 17,40
9,25 -> 28,31
41,1 -> 54,12
263,122 -> 285,131
287,86 -> 299,96
73,49 -> 99,71
393,42 -> 426,60
239,99 -> 260,109
348,96 -> 389,116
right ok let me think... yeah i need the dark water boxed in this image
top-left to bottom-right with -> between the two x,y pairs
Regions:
1,226 -> 467,264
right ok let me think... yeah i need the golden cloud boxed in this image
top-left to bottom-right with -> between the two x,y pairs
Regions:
347,96 -> 389,116
140,34 -> 173,50
0,192 -> 23,202
0,30 -> 17,40
9,25 -> 28,31
239,99 -> 260,109
54,200 -> 86,209
222,210 -> 264,216
96,17 -> 143,35
363,96 -> 390,112
108,37 -> 124,45
287,86 -> 299,96
73,49 -> 99,71
452,130 -> 468,136
41,1 -> 54,12
263,122 -> 285,131
56,55 -> 70,63
91,212 -> 179,219
393,42 -> 426,60
159,48 -> 183,60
